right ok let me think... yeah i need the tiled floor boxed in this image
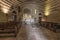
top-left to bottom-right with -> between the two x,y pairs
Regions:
0,24 -> 59,40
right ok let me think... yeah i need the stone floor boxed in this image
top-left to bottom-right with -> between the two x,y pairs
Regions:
0,24 -> 59,40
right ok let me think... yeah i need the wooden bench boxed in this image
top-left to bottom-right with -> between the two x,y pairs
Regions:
0,22 -> 20,37
41,21 -> 60,32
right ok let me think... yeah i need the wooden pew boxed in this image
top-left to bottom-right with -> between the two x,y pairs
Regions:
41,21 -> 60,32
0,21 -> 20,37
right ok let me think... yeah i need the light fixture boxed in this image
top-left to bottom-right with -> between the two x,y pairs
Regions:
44,0 -> 51,16
35,9 -> 36,14
1,8 -> 9,14
44,5 -> 51,16
1,5 -> 10,14
0,1 -> 10,14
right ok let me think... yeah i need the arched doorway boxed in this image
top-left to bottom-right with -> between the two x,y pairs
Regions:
22,8 -> 35,24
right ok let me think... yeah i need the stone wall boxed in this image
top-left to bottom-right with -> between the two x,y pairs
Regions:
0,12 -> 7,22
